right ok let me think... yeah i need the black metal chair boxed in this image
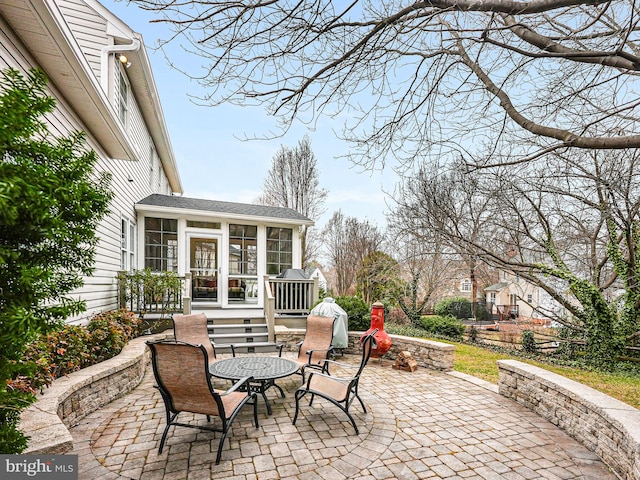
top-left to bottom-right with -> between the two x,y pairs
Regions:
147,339 -> 258,464
292,329 -> 378,434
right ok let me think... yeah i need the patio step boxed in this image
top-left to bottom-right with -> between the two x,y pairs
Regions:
208,318 -> 279,354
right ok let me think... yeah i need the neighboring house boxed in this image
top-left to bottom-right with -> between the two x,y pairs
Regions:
306,267 -> 328,292
484,270 -> 555,324
0,0 -> 312,322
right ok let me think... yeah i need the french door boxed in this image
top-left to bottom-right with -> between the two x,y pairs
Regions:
189,236 -> 220,303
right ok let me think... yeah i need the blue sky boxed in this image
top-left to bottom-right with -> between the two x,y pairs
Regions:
100,0 -> 393,229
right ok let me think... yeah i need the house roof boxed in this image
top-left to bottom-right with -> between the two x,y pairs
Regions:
136,194 -> 314,226
484,282 -> 508,292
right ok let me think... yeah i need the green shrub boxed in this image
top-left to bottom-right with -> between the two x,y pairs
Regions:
385,322 -> 430,338
86,309 -> 142,363
23,325 -> 93,391
420,315 -> 466,340
0,68 -> 112,453
22,309 -> 140,392
434,297 -> 472,319
521,330 -> 537,353
334,296 -> 371,331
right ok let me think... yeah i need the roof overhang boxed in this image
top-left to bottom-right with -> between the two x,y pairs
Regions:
0,0 -> 183,194
135,203 -> 315,227
93,1 -> 182,193
0,1 -> 136,160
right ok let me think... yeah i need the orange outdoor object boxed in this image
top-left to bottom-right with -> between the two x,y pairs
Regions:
361,301 -> 392,358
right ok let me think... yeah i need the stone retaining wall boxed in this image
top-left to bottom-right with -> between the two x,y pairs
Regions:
19,331 -> 171,454
274,327 -> 455,371
498,359 -> 640,480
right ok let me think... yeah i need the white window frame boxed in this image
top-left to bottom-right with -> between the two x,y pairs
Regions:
117,67 -> 129,126
460,279 -> 472,292
121,216 -> 135,271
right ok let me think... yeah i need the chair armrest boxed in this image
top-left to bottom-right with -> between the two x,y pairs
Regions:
305,371 -> 354,387
213,343 -> 237,357
305,345 -> 335,364
300,363 -> 324,374
305,346 -> 334,354
320,359 -> 357,370
222,376 -> 254,395
276,344 -> 284,357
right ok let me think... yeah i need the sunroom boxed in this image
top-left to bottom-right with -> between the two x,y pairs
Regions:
132,194 -> 314,317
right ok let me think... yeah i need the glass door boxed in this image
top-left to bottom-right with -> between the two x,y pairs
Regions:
190,237 -> 219,303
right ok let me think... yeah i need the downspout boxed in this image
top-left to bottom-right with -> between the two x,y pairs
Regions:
100,38 -> 141,94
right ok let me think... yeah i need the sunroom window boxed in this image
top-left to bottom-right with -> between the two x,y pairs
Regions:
266,227 -> 292,275
228,224 -> 257,275
144,217 -> 178,272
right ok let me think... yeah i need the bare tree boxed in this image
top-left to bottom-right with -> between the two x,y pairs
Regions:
323,210 -> 383,296
356,251 -> 399,304
256,136 -> 327,266
390,231 -> 452,326
132,1 -> 640,169
391,160 -> 496,308
392,152 -> 640,365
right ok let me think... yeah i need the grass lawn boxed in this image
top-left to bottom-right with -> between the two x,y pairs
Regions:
449,341 -> 640,409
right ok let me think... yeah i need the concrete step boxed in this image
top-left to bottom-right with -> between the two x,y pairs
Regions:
208,324 -> 268,335
210,331 -> 268,344
221,341 -> 283,354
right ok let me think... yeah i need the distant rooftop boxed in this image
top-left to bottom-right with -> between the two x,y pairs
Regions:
136,194 -> 313,225
484,282 -> 508,291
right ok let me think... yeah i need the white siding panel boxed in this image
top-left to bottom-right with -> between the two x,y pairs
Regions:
0,12 -> 172,323
58,0 -> 107,82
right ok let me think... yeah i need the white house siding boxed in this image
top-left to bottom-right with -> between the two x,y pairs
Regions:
0,3 -> 176,323
57,0 -> 106,80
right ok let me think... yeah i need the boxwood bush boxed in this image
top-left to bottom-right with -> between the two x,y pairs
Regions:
434,297 -> 472,320
333,296 -> 372,331
420,315 -> 466,340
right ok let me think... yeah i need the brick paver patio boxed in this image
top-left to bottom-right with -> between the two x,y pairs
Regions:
69,353 -> 617,480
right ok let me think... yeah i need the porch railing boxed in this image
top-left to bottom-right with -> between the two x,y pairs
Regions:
495,304 -> 519,322
117,271 -> 191,318
263,275 -> 319,341
270,276 -> 319,314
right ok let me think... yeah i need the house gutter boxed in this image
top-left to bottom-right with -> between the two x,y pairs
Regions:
100,38 -> 141,94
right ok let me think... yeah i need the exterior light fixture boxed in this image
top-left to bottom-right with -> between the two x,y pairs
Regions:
117,53 -> 132,69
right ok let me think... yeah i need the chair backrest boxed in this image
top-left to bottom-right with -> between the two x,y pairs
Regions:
299,315 -> 336,365
172,313 -> 216,361
148,340 -> 222,416
354,329 -> 378,378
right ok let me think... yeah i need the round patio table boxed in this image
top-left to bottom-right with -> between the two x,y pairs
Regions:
209,356 -> 298,414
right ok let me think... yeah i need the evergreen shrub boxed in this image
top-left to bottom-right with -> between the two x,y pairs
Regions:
434,297 -> 472,319
334,296 -> 371,331
420,315 -> 466,340
22,309 -> 141,392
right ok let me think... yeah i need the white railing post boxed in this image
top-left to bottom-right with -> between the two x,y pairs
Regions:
264,275 -> 275,342
311,276 -> 319,308
183,272 -> 192,315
